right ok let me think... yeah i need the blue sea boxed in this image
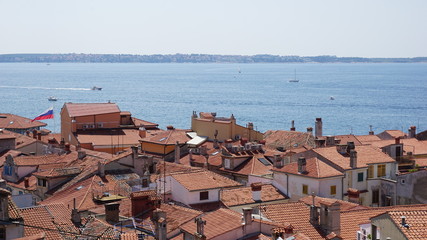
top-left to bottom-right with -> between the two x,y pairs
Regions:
0,63 -> 426,135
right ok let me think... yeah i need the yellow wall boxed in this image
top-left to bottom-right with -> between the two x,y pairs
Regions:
191,118 -> 263,142
140,142 -> 175,155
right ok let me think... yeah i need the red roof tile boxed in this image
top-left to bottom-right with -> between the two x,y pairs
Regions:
264,130 -> 315,150
0,113 -> 46,129
386,210 -> 427,239
221,184 -> 288,207
76,129 -> 142,146
140,129 -> 191,145
64,102 -> 120,117
172,170 -> 241,191
299,195 -> 365,211
273,157 -> 344,178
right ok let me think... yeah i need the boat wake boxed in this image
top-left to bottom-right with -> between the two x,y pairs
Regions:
0,86 -> 92,91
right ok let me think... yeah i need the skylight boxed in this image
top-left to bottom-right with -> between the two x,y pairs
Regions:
159,137 -> 167,142
258,158 -> 271,166
76,186 -> 84,190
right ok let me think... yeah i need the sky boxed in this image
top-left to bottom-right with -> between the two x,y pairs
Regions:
0,0 -> 426,57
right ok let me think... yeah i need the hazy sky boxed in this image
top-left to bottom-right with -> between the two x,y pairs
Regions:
1,0 -> 426,57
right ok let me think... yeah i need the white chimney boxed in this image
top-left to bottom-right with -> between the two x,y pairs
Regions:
251,183 -> 262,202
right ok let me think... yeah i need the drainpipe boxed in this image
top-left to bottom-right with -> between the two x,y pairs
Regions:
341,175 -> 344,200
286,173 -> 289,197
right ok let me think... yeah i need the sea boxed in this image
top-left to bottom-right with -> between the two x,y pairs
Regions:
1,63 -> 426,136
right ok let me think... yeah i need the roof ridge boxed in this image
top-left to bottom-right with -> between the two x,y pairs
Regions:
77,175 -> 96,210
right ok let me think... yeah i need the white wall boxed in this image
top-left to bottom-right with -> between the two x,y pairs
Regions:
169,176 -> 220,205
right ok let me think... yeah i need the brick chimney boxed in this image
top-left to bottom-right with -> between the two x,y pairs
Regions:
298,157 -> 307,173
139,127 -> 146,138
152,209 -> 167,240
290,120 -> 295,131
71,198 -> 81,226
307,127 -> 313,135
408,126 -> 416,138
130,191 -> 160,217
32,130 -> 37,139
242,207 -> 253,226
349,150 -> 357,168
251,182 -> 262,202
174,141 -> 180,164
395,137 -> 400,145
37,132 -> 42,141
273,154 -> 284,168
78,150 -> 86,160
315,118 -> 323,138
105,202 -> 120,223
319,201 -> 340,235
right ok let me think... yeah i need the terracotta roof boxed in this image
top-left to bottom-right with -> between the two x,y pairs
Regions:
264,130 -> 316,150
0,113 -> 46,129
299,195 -> 365,211
355,134 -> 381,143
7,175 -> 38,191
414,158 -> 427,167
8,195 -> 22,220
121,232 -> 139,240
367,138 -> 427,155
0,132 -> 15,140
262,202 -> 324,239
385,210 -> 427,239
12,152 -> 77,166
379,130 -> 407,139
157,203 -> 202,234
313,145 -> 395,170
172,170 -> 241,191
219,154 -> 274,177
20,205 -> 67,239
334,135 -> 362,146
140,129 -> 191,145
273,157 -> 344,178
180,208 -> 246,239
0,149 -> 22,167
64,102 -> 120,117
33,167 -> 81,178
76,128 -> 142,146
340,204 -> 427,240
1,129 -> 39,149
221,184 -> 288,207
132,117 -> 159,128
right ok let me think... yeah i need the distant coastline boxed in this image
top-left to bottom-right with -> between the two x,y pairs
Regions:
1,53 -> 426,63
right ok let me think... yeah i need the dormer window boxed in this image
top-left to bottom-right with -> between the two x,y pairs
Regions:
38,179 -> 47,187
3,166 -> 12,176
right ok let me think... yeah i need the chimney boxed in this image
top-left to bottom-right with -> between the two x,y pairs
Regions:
251,183 -> 262,202
174,141 -> 180,164
307,127 -> 313,134
32,130 -> 38,139
98,161 -> 105,178
315,118 -> 323,137
290,120 -> 295,131
26,131 -> 30,137
319,201 -> 341,235
24,177 -> 29,188
139,127 -> 146,138
131,145 -> 138,159
349,150 -> 357,168
347,142 -> 355,154
78,150 -> 86,160
152,209 -> 167,240
131,191 -> 160,217
189,149 -> 193,162
105,202 -> 120,223
194,217 -> 207,240
71,198 -> 81,226
60,138 -> 65,147
326,136 -> 335,146
200,145 -> 207,156
273,154 -> 284,168
166,125 -> 174,130
242,207 -> 253,226
369,125 -> 374,135
240,138 -> 248,146
37,132 -> 42,141
64,143 -> 71,153
225,139 -> 233,150
298,157 -> 307,173
395,137 -> 400,145
408,126 -> 416,138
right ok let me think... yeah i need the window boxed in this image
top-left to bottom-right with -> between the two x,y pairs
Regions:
377,164 -> 386,177
302,184 -> 308,195
3,165 -> 12,176
368,165 -> 374,178
330,185 -> 337,195
97,123 -> 103,128
224,158 -> 231,169
200,191 -> 209,200
358,172 -> 364,182
38,179 -> 47,187
372,189 -> 379,204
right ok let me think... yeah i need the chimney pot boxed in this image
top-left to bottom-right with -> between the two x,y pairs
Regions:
315,118 -> 323,137
105,202 -> 120,223
401,216 -> 406,225
395,137 -> 400,145
298,157 -> 307,173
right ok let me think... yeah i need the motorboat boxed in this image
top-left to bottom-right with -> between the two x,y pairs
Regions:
91,86 -> 102,90
48,96 -> 57,101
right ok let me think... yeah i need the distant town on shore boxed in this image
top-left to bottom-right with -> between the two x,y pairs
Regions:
1,53 -> 427,63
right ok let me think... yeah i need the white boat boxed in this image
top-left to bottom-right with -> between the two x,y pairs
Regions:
48,96 -> 57,101
288,69 -> 299,82
91,86 -> 102,90
330,96 -> 335,100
